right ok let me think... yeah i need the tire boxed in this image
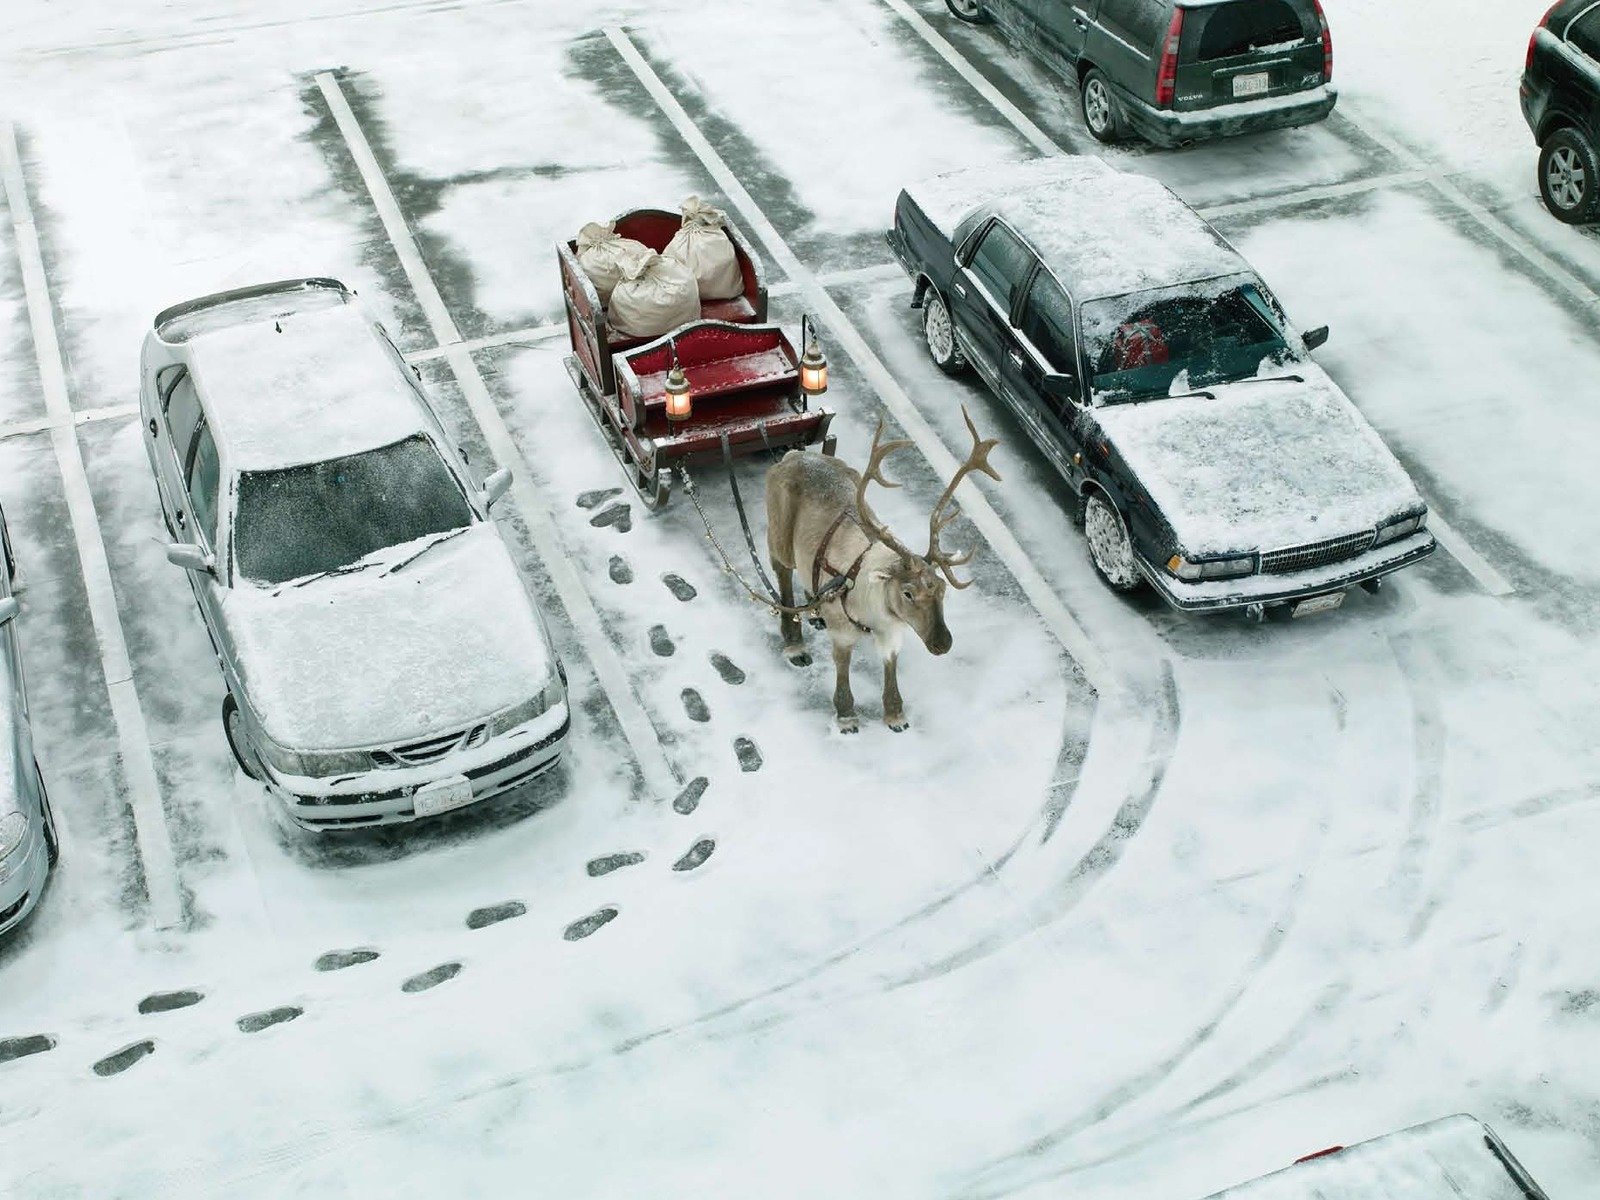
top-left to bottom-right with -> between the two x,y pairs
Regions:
944,0 -> 991,23
1539,128 -> 1599,225
1083,492 -> 1142,593
923,289 -> 968,375
222,694 -> 264,781
1081,69 -> 1123,145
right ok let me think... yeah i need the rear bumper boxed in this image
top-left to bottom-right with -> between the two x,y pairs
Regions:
0,830 -> 50,936
266,709 -> 571,831
1122,85 -> 1337,147
1138,531 -> 1436,613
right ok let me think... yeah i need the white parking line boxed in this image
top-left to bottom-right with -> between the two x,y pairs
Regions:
0,401 -> 141,443
1196,169 -> 1433,220
403,323 -> 568,365
313,71 -> 680,801
1422,512 -> 1515,597
1,124 -> 185,931
604,27 -> 1119,699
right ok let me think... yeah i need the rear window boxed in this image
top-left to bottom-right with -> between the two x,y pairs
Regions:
1185,0 -> 1311,62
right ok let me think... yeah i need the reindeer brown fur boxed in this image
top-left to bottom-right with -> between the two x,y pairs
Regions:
764,410 -> 1000,733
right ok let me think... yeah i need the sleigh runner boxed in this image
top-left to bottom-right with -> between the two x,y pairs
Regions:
559,206 -> 836,509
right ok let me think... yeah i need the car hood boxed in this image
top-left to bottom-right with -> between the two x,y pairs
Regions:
221,524 -> 555,751
1093,367 -> 1424,558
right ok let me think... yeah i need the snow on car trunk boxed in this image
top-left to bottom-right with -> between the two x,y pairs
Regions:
220,523 -> 552,751
1093,367 -> 1422,557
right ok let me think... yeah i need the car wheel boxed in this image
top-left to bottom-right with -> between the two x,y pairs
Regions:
39,768 -> 59,867
1083,492 -> 1142,592
923,290 -> 968,375
944,0 -> 991,23
222,694 -> 264,782
1081,70 -> 1123,145
1540,129 -> 1599,224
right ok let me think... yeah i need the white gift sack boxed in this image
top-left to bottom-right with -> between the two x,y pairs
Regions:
576,221 -> 650,304
608,252 -> 701,340
664,196 -> 743,302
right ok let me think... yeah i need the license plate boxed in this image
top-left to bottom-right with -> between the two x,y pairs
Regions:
1292,592 -> 1345,619
413,775 -> 475,817
1233,72 -> 1271,98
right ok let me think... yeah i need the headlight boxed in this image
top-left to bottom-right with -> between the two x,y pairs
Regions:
1374,511 -> 1428,546
1167,553 -> 1258,581
491,673 -> 566,736
0,811 -> 28,861
252,735 -> 370,779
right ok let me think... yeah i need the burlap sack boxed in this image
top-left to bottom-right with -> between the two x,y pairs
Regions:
664,197 -> 743,302
608,252 -> 701,340
576,222 -> 650,304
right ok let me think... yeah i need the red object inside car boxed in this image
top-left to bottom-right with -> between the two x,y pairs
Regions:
1112,320 -> 1170,369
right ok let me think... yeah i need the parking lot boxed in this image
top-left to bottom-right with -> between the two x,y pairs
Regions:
3,0 -> 1600,1195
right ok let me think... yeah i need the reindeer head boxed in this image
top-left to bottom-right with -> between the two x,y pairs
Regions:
854,409 -> 1002,656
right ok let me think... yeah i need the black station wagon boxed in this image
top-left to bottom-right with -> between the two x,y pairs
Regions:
887,156 -> 1436,620
1522,0 -> 1600,224
944,0 -> 1336,147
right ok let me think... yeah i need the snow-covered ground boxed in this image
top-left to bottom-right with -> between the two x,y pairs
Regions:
2,1 -> 1598,1196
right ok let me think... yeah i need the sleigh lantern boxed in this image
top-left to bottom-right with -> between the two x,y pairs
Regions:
559,207 -> 836,509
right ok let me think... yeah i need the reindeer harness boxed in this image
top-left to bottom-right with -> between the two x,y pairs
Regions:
810,509 -> 875,635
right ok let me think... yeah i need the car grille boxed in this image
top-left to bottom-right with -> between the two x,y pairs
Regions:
372,724 -> 490,769
1260,530 -> 1375,576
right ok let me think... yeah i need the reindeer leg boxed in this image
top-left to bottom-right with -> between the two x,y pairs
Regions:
774,562 -> 810,667
832,637 -> 859,734
883,653 -> 909,733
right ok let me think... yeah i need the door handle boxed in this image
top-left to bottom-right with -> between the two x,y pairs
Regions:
1008,350 -> 1025,368
176,511 -> 187,527
147,419 -> 158,438
953,282 -> 968,298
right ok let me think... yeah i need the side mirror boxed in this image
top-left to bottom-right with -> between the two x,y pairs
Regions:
482,466 -> 513,510
0,596 -> 18,626
165,543 -> 215,575
1041,373 -> 1079,403
1303,325 -> 1330,351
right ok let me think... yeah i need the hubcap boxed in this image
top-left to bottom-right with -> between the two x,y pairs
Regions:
925,296 -> 955,363
1085,79 -> 1111,133
950,0 -> 982,13
1085,498 -> 1138,588
1548,146 -> 1588,210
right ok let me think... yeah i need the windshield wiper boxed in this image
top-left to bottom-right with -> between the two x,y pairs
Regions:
1165,389 -> 1217,402
1228,374 -> 1305,389
277,555 -> 383,594
382,526 -> 469,578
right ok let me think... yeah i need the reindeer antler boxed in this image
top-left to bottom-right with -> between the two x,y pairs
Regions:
925,406 -> 1002,589
854,417 -> 919,561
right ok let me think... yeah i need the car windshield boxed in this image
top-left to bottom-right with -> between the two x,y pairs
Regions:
1081,279 -> 1297,405
235,435 -> 473,586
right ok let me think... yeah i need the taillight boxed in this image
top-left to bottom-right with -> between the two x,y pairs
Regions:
1312,0 -> 1332,82
1528,3 -> 1559,70
1156,8 -> 1184,108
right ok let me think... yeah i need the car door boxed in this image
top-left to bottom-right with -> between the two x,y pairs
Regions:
1005,268 -> 1091,491
1087,0 -> 1166,99
1024,0 -> 1099,69
182,420 -> 227,619
154,369 -> 204,538
951,219 -> 1037,404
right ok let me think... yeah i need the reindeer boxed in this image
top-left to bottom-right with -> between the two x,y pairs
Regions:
764,409 -> 1001,733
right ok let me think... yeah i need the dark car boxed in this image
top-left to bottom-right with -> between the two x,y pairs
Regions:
944,0 -> 1335,147
887,156 -> 1436,620
1522,0 -> 1600,224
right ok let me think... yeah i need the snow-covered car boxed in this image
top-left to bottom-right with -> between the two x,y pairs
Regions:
139,278 -> 570,830
1199,1114 -> 1551,1198
887,156 -> 1437,619
0,505 -> 59,933
1522,0 -> 1600,225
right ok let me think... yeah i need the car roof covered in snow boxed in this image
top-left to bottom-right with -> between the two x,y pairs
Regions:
1200,1116 -> 1538,1200
183,299 -> 429,474
904,156 -> 1247,301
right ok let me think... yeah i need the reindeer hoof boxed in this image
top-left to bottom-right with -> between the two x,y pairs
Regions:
783,647 -> 811,668
837,716 -> 860,735
886,716 -> 910,733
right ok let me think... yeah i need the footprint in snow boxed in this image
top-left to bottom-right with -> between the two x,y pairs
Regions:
237,1006 -> 302,1034
673,777 -> 709,815
93,1040 -> 155,1078
138,989 -> 204,1015
590,503 -> 632,532
402,963 -> 462,994
577,487 -> 622,510
587,852 -> 645,877
649,625 -> 675,657
564,908 -> 619,941
467,901 -> 526,930
681,688 -> 710,723
662,573 -> 697,601
710,653 -> 745,685
673,839 -> 716,872
734,737 -> 763,772
314,948 -> 380,973
0,1034 -> 55,1065
608,555 -> 634,584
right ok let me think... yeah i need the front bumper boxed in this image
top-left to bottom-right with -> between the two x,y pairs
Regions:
0,827 -> 50,936
1138,530 -> 1436,613
264,705 -> 571,831
1122,85 -> 1337,148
